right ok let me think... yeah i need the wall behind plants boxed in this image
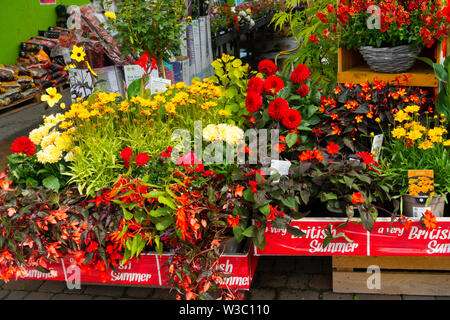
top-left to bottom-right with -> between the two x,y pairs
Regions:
0,0 -> 90,65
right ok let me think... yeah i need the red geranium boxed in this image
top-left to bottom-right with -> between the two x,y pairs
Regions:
247,76 -> 265,95
11,136 -> 35,157
309,34 -> 319,43
258,59 -> 277,76
135,153 -> 150,166
245,91 -> 263,113
264,75 -> 284,95
268,97 -> 289,120
290,64 -> 312,84
281,109 -> 302,129
296,83 -> 310,97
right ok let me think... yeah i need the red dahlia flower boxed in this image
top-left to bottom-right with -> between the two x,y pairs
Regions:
268,97 -> 289,120
290,64 -> 312,84
281,109 -> 302,129
120,147 -> 133,167
247,76 -> 265,95
296,83 -> 310,97
135,153 -> 150,166
258,59 -> 277,76
246,91 -> 263,113
11,136 -> 35,157
264,75 -> 284,95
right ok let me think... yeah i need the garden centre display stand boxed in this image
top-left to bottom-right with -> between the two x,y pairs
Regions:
20,242 -> 259,291
254,218 -> 450,296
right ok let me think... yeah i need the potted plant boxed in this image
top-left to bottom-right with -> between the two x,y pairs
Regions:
104,0 -> 187,78
336,0 -> 449,73
380,107 -> 450,217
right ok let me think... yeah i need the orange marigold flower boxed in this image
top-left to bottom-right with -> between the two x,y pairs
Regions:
351,192 -> 365,205
422,210 -> 437,230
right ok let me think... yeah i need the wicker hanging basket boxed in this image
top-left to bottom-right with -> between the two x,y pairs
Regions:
358,45 -> 422,73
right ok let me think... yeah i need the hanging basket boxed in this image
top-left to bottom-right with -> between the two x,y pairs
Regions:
358,45 -> 422,73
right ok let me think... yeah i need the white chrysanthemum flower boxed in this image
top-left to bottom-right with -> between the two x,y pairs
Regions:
41,131 -> 61,150
224,126 -> 244,146
203,124 -> 220,142
36,145 -> 62,164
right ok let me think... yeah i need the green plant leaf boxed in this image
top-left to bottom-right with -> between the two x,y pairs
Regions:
42,175 -> 60,192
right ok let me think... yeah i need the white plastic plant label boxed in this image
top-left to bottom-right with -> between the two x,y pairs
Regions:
412,206 -> 431,218
371,134 -> 383,162
270,160 -> 291,183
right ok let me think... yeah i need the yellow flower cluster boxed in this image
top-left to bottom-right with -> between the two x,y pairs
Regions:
391,107 -> 448,150
29,113 -> 75,164
203,124 -> 245,146
61,79 -> 222,123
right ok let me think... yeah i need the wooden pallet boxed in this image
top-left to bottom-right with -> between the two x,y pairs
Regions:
333,256 -> 450,296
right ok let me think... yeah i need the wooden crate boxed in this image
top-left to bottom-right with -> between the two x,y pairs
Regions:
333,256 -> 450,296
337,45 -> 442,87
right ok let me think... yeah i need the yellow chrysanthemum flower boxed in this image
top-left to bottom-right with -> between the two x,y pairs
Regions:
36,145 -> 62,164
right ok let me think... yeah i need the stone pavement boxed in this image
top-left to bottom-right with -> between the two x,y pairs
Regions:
0,256 -> 448,300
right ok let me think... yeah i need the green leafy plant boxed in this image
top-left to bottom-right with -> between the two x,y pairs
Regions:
272,0 -> 338,94
105,0 -> 187,76
414,56 -> 449,119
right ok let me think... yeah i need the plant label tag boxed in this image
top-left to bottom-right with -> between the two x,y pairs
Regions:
123,65 -> 158,90
408,170 -> 434,197
270,160 -> 291,183
150,78 -> 171,95
412,206 -> 432,218
371,134 -> 383,162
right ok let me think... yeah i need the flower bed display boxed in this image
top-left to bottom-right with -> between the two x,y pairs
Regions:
0,0 -> 449,300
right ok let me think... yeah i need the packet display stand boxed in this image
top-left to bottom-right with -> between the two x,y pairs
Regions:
20,242 -> 259,291
254,217 -> 450,296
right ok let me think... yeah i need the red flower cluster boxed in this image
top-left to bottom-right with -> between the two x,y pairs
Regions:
299,149 -> 324,162
258,59 -> 277,76
264,75 -> 284,95
268,97 -> 289,120
290,64 -> 312,85
11,137 -> 35,157
120,147 -> 149,167
281,108 -> 302,129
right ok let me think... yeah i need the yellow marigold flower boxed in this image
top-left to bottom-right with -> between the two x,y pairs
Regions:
218,109 -> 230,117
355,115 -> 363,123
418,140 -> 433,150
36,145 -> 62,164
41,87 -> 62,108
394,110 -> 409,123
407,130 -> 422,141
105,11 -> 116,19
175,82 -> 187,90
375,117 -> 381,123
443,139 -> 450,147
392,127 -> 406,139
71,45 -> 86,63
404,105 -> 420,114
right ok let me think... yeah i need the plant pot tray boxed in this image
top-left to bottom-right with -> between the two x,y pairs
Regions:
18,243 -> 259,290
254,217 -> 450,257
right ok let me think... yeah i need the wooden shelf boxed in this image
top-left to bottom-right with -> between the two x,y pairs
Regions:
337,64 -> 439,87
